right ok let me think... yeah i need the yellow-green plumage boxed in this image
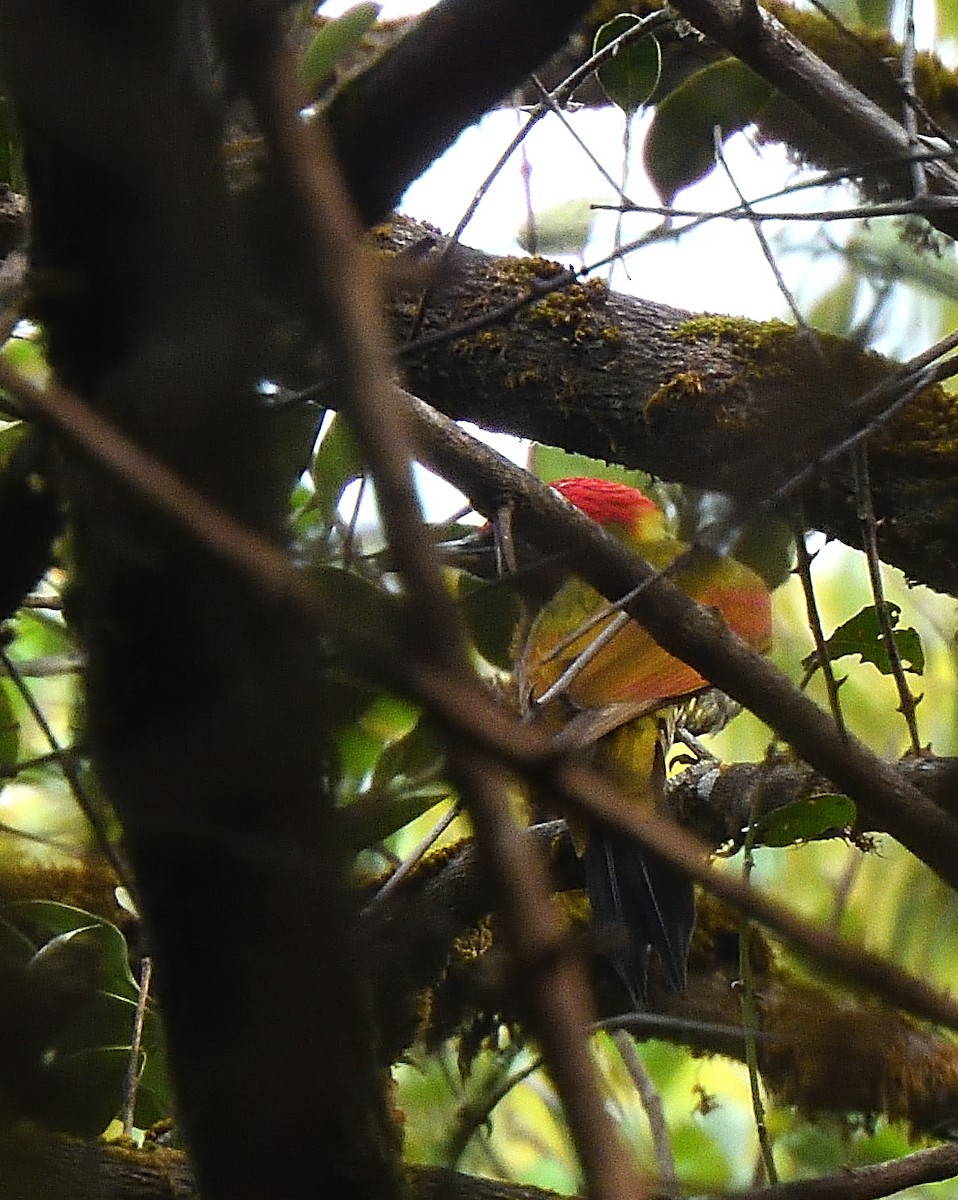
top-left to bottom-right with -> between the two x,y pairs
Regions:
519,478 -> 772,1003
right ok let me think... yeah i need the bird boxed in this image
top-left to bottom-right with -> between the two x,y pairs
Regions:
516,477 -> 773,1005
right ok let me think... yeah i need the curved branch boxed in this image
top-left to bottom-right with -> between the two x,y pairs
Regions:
325,0 -> 598,223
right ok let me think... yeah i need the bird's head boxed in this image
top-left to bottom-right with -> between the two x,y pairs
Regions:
551,477 -> 666,547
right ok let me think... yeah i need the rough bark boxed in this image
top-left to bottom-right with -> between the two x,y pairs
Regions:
378,214 -> 958,598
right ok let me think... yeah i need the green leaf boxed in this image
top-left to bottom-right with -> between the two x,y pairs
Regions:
301,3 -> 382,99
307,564 -> 396,647
806,271 -> 864,338
937,0 -> 958,43
27,923 -> 139,1000
358,692 -> 421,745
755,794 -> 857,847
307,414 -> 365,527
43,1044 -> 132,1137
456,571 -> 522,671
593,16 -> 661,115
49,986 -> 172,1124
0,419 -> 27,472
855,0 -> 895,27
643,58 -> 773,204
669,1121 -> 733,1189
368,716 -> 443,794
333,683 -> 421,797
53,990 -> 139,1058
530,444 -> 655,494
802,602 -> 925,678
5,608 -> 76,660
10,901 -> 139,998
1,335 -> 49,387
7,899 -> 110,938
0,681 -> 19,774
516,198 -> 598,257
342,783 -> 454,850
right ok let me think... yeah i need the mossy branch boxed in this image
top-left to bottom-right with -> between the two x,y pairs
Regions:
3,1127 -> 958,1200
380,214 -> 958,597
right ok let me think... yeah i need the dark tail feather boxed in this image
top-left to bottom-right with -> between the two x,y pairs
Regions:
583,829 -> 695,1006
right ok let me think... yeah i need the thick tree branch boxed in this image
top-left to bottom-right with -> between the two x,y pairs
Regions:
5,1103 -> 958,1200
7,349 -> 958,1032
375,214 -> 958,597
325,0 -> 598,223
671,754 -> 958,847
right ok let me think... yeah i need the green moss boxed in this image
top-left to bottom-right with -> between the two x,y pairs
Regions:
527,276 -> 613,345
645,369 -> 707,414
673,314 -> 793,351
882,383 -> 958,461
504,367 -> 547,390
670,313 -> 958,466
451,914 -> 494,964
673,314 -> 890,389
449,327 -> 506,362
764,0 -> 958,126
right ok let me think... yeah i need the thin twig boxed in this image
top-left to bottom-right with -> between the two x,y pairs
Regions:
362,801 -> 460,916
738,774 -> 778,1185
0,652 -> 84,678
611,1030 -> 677,1188
899,0 -> 927,199
21,594 -> 66,610
792,513 -> 848,741
340,473 -> 367,571
442,1048 -> 541,1168
852,444 -> 922,754
607,195 -> 958,221
121,955 -> 153,1138
530,74 -> 635,205
725,1140 -> 958,1200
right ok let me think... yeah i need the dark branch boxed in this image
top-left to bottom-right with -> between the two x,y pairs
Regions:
325,0 -> 598,222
